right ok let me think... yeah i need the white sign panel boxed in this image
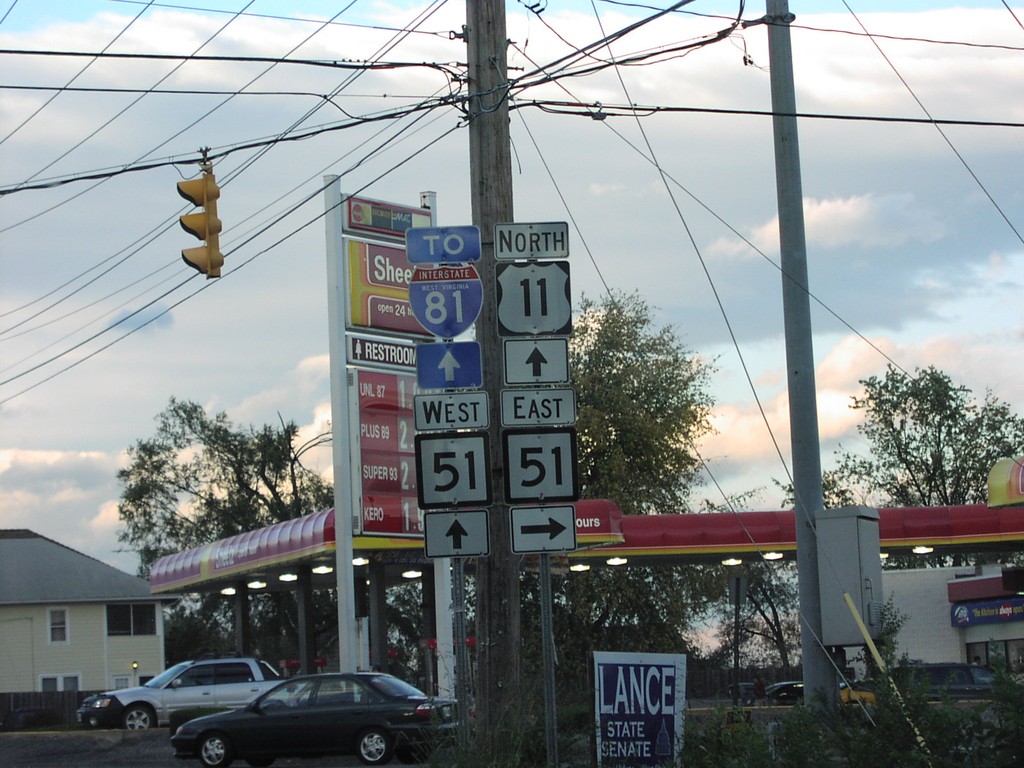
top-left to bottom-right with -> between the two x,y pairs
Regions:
414,431 -> 492,509
510,505 -> 577,554
414,392 -> 489,431
501,388 -> 576,427
494,221 -> 569,260
495,262 -> 572,337
502,428 -> 579,503
503,338 -> 569,385
424,509 -> 490,558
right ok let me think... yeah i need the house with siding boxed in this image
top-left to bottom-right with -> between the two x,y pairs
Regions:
0,529 -> 174,693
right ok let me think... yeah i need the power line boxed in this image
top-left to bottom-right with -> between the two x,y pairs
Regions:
839,0 -> 1024,248
0,1 -> 457,361
105,0 -> 453,39
0,48 -> 464,77
5,96 -> 1019,198
11,1 -> 257,188
0,1 -> 156,148
0,120 -> 462,404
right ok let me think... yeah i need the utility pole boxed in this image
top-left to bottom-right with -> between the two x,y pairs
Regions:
466,0 -> 520,736
765,0 -> 832,710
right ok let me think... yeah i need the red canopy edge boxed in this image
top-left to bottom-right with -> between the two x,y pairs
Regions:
150,503 -> 1024,592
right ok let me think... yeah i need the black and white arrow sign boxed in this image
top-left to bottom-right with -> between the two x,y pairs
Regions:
503,338 -> 569,385
510,505 -> 577,554
424,510 -> 489,558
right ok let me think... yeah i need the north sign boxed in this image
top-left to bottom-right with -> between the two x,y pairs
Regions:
424,509 -> 490,558
503,338 -> 569,385
414,431 -> 492,509
416,341 -> 482,390
502,427 -> 580,504
501,388 -> 576,428
409,264 -> 483,338
415,391 -> 489,431
494,222 -> 569,261
405,225 -> 481,264
510,505 -> 577,554
496,261 -> 572,337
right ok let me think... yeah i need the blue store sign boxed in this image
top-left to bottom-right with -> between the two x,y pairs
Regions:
951,596 -> 1024,627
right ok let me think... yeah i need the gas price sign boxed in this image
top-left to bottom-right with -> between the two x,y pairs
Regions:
353,369 -> 422,536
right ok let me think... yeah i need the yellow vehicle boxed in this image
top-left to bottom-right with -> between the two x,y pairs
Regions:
839,680 -> 877,706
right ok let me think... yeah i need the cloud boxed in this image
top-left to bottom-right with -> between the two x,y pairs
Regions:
106,303 -> 175,333
0,448 -> 133,571
2,4 -> 1022,565
707,193 -> 946,258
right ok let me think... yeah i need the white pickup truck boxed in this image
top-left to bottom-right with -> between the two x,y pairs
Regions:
77,657 -> 282,729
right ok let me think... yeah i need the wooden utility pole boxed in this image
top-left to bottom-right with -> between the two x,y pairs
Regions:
466,0 -> 520,734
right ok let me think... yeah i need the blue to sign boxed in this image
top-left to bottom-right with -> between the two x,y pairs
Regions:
409,264 -> 483,339
417,341 -> 483,390
405,226 -> 481,264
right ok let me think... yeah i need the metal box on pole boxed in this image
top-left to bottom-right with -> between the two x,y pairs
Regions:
817,505 -> 883,646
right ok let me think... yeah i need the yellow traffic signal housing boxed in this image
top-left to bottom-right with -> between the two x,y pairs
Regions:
177,168 -> 223,278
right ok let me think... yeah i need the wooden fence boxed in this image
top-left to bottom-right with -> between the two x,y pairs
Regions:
0,690 -> 100,728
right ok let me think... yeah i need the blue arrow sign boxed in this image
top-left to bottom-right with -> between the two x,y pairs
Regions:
416,341 -> 483,390
405,226 -> 481,264
409,264 -> 483,338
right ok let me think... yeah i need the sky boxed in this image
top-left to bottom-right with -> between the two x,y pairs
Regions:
1,0 -> 1022,574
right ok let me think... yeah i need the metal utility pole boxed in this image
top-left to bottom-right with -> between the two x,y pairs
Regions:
765,0 -> 832,710
466,0 -> 520,734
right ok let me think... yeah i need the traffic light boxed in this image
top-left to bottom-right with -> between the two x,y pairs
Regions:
177,165 -> 223,278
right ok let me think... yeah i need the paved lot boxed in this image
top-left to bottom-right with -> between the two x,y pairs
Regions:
1,729 -> 362,768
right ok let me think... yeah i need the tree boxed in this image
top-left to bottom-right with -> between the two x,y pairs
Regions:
835,365 -> 1024,507
117,398 -> 335,658
118,398 -> 333,569
831,365 -> 1024,565
571,290 -> 714,512
524,290 -> 719,691
710,562 -> 801,672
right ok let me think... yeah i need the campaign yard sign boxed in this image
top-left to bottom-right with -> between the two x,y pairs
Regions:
593,651 -> 686,768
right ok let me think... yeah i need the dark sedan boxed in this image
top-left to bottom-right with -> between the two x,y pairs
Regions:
170,672 -> 457,767
765,680 -> 804,705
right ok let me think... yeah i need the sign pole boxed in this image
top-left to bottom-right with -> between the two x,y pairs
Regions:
540,553 -> 558,768
324,175 -> 359,673
452,556 -> 471,746
767,0 -> 831,710
467,0 -> 519,736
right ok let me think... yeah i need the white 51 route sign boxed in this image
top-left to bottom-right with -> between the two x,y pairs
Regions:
502,427 -> 579,504
414,431 -> 492,509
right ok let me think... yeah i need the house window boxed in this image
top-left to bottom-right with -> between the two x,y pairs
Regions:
106,604 -> 157,636
48,608 -> 68,643
40,674 -> 79,692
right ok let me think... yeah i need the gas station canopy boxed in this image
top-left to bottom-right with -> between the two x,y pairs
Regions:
149,500 -> 1024,594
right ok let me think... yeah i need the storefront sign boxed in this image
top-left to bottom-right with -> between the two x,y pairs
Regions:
951,596 -> 1024,627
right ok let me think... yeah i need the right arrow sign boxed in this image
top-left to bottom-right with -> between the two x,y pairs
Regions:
510,505 -> 577,554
